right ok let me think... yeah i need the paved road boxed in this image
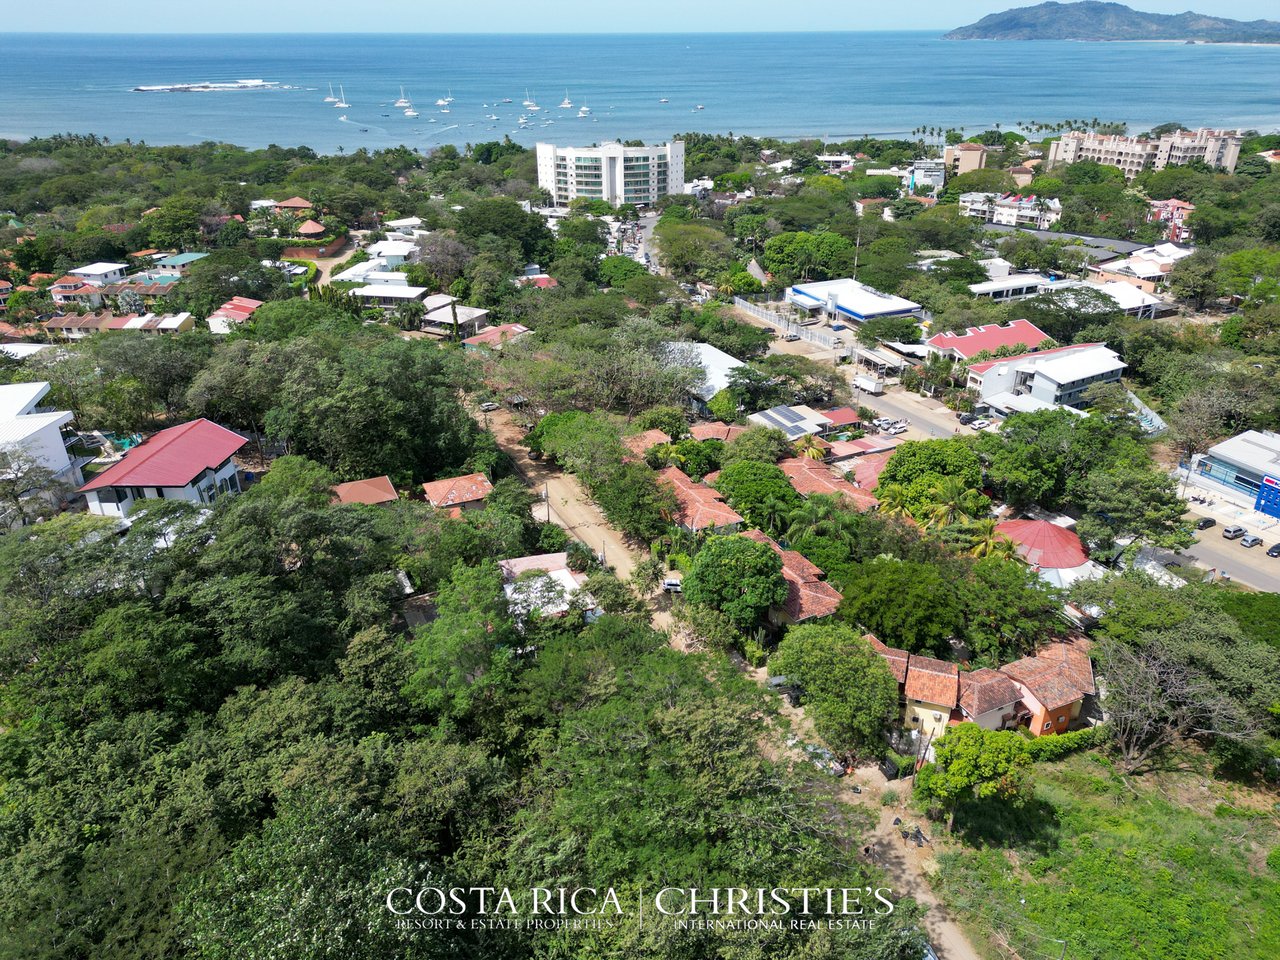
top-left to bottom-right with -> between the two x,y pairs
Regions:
851,384 -> 969,443
1170,515 -> 1280,593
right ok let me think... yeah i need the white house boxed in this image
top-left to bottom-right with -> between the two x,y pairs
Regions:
958,193 -> 1062,229
80,418 -> 246,519
366,239 -> 418,269
966,343 -> 1127,411
70,262 -> 129,286
748,404 -> 833,440
662,341 -> 746,416
0,382 -> 82,505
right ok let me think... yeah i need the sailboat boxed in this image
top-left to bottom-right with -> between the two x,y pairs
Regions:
577,104 -> 591,117
522,89 -> 534,107
404,105 -> 419,118
394,86 -> 411,108
334,85 -> 350,108
559,90 -> 573,109
323,82 -> 339,103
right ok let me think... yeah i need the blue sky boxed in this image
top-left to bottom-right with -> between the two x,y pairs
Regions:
5,0 -> 1278,33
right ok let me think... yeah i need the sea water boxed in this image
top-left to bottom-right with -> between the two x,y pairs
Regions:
2,32 -> 1278,152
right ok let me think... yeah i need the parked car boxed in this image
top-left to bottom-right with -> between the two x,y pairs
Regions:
1267,543 -> 1280,558
478,401 -> 500,412
887,424 -> 909,435
970,419 -> 992,430
782,332 -> 801,342
957,412 -> 976,425
661,578 -> 683,593
1241,534 -> 1263,548
1222,525 -> 1247,540
1194,516 -> 1216,531
872,417 -> 894,429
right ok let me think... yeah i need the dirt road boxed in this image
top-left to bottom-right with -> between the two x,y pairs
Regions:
485,407 -> 641,582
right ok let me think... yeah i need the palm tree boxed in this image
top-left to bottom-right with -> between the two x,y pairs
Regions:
876,482 -> 912,517
925,476 -> 985,529
792,434 -> 826,460
786,496 -> 840,542
969,518 -> 1019,559
757,496 -> 794,539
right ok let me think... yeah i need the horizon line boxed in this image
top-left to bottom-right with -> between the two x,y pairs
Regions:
3,28 -> 948,36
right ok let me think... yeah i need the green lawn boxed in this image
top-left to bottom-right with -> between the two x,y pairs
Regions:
931,752 -> 1280,960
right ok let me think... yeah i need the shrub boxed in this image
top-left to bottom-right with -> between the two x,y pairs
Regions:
1268,847 -> 1280,875
741,636 -> 768,668
1025,724 -> 1109,762
881,788 -> 900,807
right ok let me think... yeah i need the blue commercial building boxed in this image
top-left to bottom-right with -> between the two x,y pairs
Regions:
1196,430 -> 1280,519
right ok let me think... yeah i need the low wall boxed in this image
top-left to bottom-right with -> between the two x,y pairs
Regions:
282,230 -> 348,260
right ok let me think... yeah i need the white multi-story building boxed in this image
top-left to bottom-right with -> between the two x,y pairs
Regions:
1047,128 -> 1243,179
966,343 -> 1127,411
536,141 -> 684,207
958,192 -> 1062,229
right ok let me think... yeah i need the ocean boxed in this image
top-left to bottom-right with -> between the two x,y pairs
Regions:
2,32 -> 1279,153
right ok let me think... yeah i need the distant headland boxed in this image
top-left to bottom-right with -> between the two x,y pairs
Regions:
945,1 -> 1280,42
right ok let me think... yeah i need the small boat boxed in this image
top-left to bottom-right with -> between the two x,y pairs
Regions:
324,82 -> 339,103
501,97 -> 513,103
381,113 -> 390,117
486,113 -> 499,120
338,114 -> 347,121
359,127 -> 369,132
404,107 -> 419,117
695,104 -> 705,110
577,104 -> 591,117
440,107 -> 450,113
659,98 -> 669,103
428,117 -> 437,123
394,86 -> 411,108
559,90 -> 573,109
334,85 -> 349,108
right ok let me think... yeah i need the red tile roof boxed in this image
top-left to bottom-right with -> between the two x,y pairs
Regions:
296,219 -> 326,235
777,458 -> 879,510
421,472 -> 493,508
959,668 -> 1022,718
332,475 -> 398,505
1000,640 -> 1094,710
657,465 -> 743,531
903,654 -> 959,707
689,422 -> 747,443
461,322 -> 531,348
276,196 -> 312,209
865,633 -> 909,684
995,519 -> 1088,570
848,451 -> 895,490
623,429 -> 672,458
955,143 -> 987,152
926,319 -> 1051,360
80,419 -> 246,492
740,529 -> 843,621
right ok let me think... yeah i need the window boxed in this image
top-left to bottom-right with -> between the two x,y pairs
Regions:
1043,721 -> 1052,731
1058,716 -> 1066,724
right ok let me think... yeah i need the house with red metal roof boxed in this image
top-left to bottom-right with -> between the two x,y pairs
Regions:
421,472 -> 493,515
657,466 -> 742,534
207,296 -> 265,335
926,319 -> 1051,361
995,518 -> 1106,588
80,418 -> 247,519
332,475 -> 398,506
740,529 -> 842,625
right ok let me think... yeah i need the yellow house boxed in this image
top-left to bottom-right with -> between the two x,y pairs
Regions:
902,654 -> 960,744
